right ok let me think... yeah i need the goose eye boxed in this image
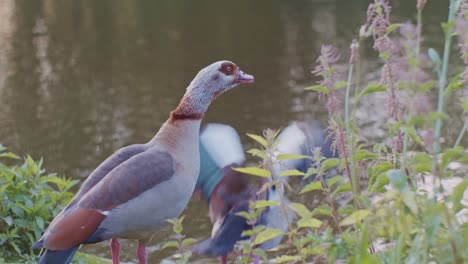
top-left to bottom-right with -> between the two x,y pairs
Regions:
219,62 -> 236,75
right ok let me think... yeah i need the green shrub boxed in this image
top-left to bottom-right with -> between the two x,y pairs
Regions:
0,144 -> 78,262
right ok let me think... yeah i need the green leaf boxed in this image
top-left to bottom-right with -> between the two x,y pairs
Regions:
254,228 -> 284,245
35,216 -> 44,229
452,180 -> 468,213
182,238 -> 197,247
247,148 -> 267,160
333,81 -> 348,90
279,169 -> 305,177
299,181 -> 322,194
379,50 -> 390,61
2,216 -> 13,226
412,152 -> 433,173
273,255 -> 302,263
165,218 -> 177,226
402,191 -> 418,215
0,152 -> 20,159
358,82 -> 386,97
419,80 -> 437,92
388,169 -> 408,191
327,176 -> 343,188
373,143 -> 388,153
232,167 -> 270,178
461,97 -> 468,112
428,48 -> 441,66
304,85 -> 329,94
254,225 -> 267,233
369,173 -> 389,194
288,202 -> 312,218
441,147 -> 464,169
246,133 -> 268,148
276,153 -> 310,160
319,158 -> 340,175
373,161 -> 392,174
408,126 -> 424,146
304,167 -> 318,179
252,248 -> 268,261
236,211 -> 253,220
332,182 -> 351,197
386,23 -> 402,34
297,217 -> 322,229
10,241 -> 22,255
26,232 -> 34,244
241,229 -> 254,237
441,21 -> 455,36
357,223 -> 375,263
39,176 -> 68,189
161,240 -> 179,249
340,209 -> 373,226
174,223 -> 183,234
354,150 -> 378,161
255,200 -> 279,209
444,73 -> 463,96
338,205 -> 354,215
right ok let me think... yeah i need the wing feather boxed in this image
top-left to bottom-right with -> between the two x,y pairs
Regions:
76,144 -> 147,198
80,150 -> 175,210
39,149 -> 174,250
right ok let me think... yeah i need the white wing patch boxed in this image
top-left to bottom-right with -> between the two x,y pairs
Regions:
271,122 -> 307,177
201,123 -> 246,168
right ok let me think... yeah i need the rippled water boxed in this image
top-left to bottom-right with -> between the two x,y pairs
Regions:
0,0 -> 462,263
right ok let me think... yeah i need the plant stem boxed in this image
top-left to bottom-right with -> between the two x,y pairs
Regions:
345,45 -> 359,197
351,36 -> 363,121
454,121 -> 467,148
402,117 -> 411,185
336,116 -> 356,196
265,145 -> 292,231
402,1 -> 426,189
416,6 -> 423,57
432,0 -> 460,167
323,182 -> 343,233
276,182 -> 292,230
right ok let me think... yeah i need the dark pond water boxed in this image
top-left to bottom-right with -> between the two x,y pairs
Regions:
0,0 -> 463,263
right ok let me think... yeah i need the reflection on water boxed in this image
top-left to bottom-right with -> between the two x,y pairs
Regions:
0,0 -> 460,262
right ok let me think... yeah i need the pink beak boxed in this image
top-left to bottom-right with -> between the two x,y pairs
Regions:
237,69 -> 254,84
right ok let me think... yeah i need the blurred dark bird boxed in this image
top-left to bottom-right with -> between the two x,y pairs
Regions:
193,120 -> 335,264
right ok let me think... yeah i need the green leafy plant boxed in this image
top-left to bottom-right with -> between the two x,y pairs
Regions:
163,215 -> 197,264
224,1 -> 468,263
0,144 -> 78,262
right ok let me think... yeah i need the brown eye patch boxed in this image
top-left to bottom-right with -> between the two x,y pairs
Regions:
219,62 -> 236,76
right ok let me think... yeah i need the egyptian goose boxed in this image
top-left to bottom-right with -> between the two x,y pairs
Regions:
193,120 -> 335,263
31,61 -> 254,264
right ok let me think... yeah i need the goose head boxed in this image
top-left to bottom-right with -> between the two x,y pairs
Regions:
186,61 -> 254,102
170,61 -> 253,121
